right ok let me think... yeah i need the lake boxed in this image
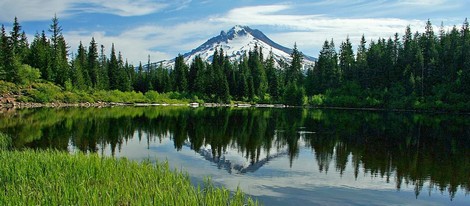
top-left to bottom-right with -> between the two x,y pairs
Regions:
0,106 -> 468,205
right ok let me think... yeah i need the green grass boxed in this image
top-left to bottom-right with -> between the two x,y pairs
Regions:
0,133 -> 11,150
0,149 -> 258,205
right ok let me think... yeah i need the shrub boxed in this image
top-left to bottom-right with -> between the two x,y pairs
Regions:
309,94 -> 324,106
17,64 -> 41,87
26,82 -> 63,103
0,81 -> 18,95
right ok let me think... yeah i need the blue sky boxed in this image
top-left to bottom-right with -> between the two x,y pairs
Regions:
0,0 -> 468,64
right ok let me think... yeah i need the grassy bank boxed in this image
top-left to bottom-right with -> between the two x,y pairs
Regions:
1,81 -> 191,104
0,134 -> 257,205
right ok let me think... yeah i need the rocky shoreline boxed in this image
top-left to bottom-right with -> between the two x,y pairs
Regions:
0,101 -> 111,109
0,101 -> 288,109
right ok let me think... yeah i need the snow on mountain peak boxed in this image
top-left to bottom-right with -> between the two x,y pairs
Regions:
160,25 -> 316,69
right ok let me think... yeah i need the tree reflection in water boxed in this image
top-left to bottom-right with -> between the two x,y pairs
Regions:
0,106 -> 468,199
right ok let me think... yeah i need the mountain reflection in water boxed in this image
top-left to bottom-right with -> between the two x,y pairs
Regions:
0,106 -> 468,201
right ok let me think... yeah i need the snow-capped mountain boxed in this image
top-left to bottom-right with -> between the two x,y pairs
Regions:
159,25 -> 316,69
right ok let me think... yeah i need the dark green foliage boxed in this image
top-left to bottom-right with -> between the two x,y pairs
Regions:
265,52 -> 281,100
285,43 -> 303,86
248,44 -> 268,98
305,19 -> 470,111
339,37 -> 355,83
107,44 -> 119,90
189,56 -> 205,95
283,82 -> 305,106
312,40 -> 340,93
173,54 -> 188,92
0,25 -> 15,82
48,15 -> 69,86
87,37 -> 99,88
70,42 -> 88,90
134,62 -> 146,93
28,31 -> 52,81
0,17 -> 469,110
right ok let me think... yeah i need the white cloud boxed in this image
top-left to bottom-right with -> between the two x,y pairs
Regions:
212,4 -> 433,56
64,20 -> 229,65
73,0 -> 168,17
397,0 -> 446,6
63,3 -> 446,64
213,4 -> 423,31
0,0 -> 168,22
66,30 -> 171,65
0,0 -> 71,22
10,1 -> 463,66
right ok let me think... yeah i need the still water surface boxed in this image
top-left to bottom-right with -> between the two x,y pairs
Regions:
0,107 -> 468,205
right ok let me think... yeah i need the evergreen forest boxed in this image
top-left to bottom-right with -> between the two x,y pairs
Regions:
1,16 -> 469,111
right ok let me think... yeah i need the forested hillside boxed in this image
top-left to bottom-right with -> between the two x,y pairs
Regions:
0,16 -> 469,111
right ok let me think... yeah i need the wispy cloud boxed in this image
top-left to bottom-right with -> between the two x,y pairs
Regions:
397,0 -> 447,6
0,0 -> 71,21
72,0 -> 169,17
0,0 -> 169,21
3,0 -> 466,65
212,4 -> 425,30
211,4 -> 429,55
65,20 -> 228,64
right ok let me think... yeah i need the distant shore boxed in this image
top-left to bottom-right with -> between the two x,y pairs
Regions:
2,101 -> 469,115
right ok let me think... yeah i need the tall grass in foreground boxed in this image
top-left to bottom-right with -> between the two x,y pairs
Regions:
0,132 -> 11,150
0,150 -> 259,205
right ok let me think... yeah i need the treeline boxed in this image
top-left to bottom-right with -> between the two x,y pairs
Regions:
306,19 -> 470,110
0,16 -> 135,92
1,17 -> 469,110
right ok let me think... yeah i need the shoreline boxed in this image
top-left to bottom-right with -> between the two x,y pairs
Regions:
1,101 -> 468,115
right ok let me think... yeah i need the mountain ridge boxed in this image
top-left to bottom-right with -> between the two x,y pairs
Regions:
159,25 -> 316,68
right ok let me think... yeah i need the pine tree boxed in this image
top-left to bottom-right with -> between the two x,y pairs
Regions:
28,31 -> 52,81
356,35 -> 369,88
0,25 -> 7,80
87,37 -> 99,88
9,17 -> 29,64
10,17 -> 21,57
48,15 -> 69,86
315,40 -> 339,92
146,55 -> 154,91
366,40 -> 383,88
412,32 -> 425,98
189,55 -> 205,94
286,43 -> 303,85
70,42 -> 87,90
305,65 -> 316,97
18,32 -> 29,63
237,56 -> 249,99
117,51 -> 131,91
135,62 -> 146,93
0,25 -> 15,82
173,54 -> 188,93
98,44 -> 109,90
108,44 -> 119,90
460,18 -> 470,94
339,37 -> 355,83
421,20 -> 439,94
248,44 -> 268,97
265,51 -> 280,100
391,33 -> 402,83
